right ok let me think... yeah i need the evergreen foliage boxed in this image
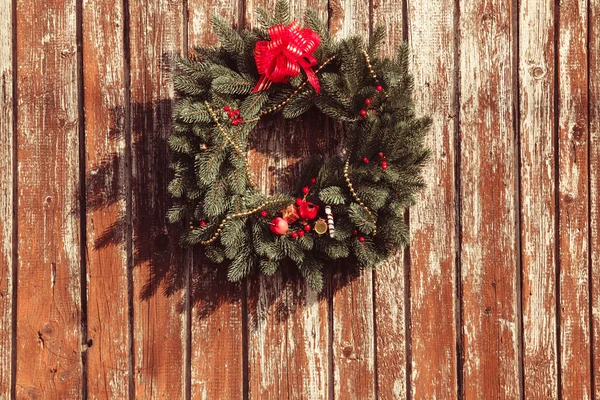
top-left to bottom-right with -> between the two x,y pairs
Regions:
168,1 -> 430,291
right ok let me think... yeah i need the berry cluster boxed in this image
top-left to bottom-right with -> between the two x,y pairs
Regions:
223,106 -> 243,125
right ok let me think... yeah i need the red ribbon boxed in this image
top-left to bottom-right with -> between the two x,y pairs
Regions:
252,21 -> 321,94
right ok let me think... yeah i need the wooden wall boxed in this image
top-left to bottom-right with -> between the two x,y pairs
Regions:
0,0 -> 599,398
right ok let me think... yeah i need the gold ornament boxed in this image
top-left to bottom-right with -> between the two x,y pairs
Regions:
314,219 -> 328,235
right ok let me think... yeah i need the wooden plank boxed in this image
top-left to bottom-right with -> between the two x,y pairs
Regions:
0,0 -> 13,395
370,1 -> 408,398
518,0 -> 559,397
186,2 -> 244,398
329,1 -> 375,399
128,0 -> 187,397
82,0 -> 129,396
404,0 -> 458,397
458,0 -> 520,398
557,0 -> 591,397
14,0 -> 83,397
243,2 -> 331,399
591,0 -> 600,396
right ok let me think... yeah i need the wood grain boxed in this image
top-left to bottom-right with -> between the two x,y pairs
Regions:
0,0 -> 13,395
405,0 -> 458,397
187,2 -> 244,397
518,0 -> 559,397
128,0 -> 187,397
82,0 -> 129,396
15,0 -> 83,397
590,0 -> 600,396
243,2 -> 331,398
557,0 -> 591,397
329,1 -> 376,398
370,1 -> 409,399
458,0 -> 520,398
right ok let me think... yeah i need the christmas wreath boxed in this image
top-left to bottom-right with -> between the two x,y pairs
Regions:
167,2 -> 431,291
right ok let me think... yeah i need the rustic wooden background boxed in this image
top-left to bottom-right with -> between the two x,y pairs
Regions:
0,0 -> 599,398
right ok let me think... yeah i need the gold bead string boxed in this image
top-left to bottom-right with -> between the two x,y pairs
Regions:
204,101 -> 258,189
362,50 -> 390,100
344,156 -> 377,236
199,198 -> 283,245
244,55 -> 337,123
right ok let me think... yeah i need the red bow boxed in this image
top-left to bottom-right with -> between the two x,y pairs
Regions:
252,21 -> 321,94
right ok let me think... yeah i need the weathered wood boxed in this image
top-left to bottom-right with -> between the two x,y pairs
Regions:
0,0 -> 13,396
187,3 -> 244,398
82,0 -> 129,396
128,0 -> 187,397
14,0 -> 83,397
458,0 -> 520,398
591,1 -> 600,396
243,2 -> 331,398
557,0 -> 591,398
329,1 -> 376,398
518,0 -> 559,397
370,1 -> 409,399
405,0 -> 458,397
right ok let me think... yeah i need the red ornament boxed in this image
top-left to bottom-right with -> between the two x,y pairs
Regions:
252,21 -> 321,93
376,85 -> 383,92
360,109 -> 368,117
359,236 -> 365,242
304,224 -> 311,231
363,157 -> 369,164
299,201 -> 319,220
261,210 -> 268,217
364,98 -> 371,105
270,217 -> 289,235
302,186 -> 310,195
298,231 -> 305,237
223,106 -> 231,112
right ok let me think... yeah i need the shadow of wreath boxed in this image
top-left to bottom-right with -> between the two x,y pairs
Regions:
85,97 -> 361,322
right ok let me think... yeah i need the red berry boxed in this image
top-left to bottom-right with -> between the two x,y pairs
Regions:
200,220 -> 207,227
291,232 -> 298,239
311,177 -> 317,184
227,111 -> 235,118
359,236 -> 365,242
223,106 -> 231,112
234,109 -> 240,116
364,98 -> 371,105
376,85 -> 383,92
261,210 -> 268,217
360,109 -> 368,117
304,225 -> 311,231
298,231 -> 305,237
379,152 -> 385,159
302,186 -> 310,195
353,230 -> 358,235
363,157 -> 369,164
232,119 -> 239,126
382,161 -> 388,170
295,198 -> 303,206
